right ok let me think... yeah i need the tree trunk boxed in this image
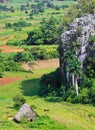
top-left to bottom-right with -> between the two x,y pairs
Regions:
72,73 -> 74,86
75,77 -> 78,96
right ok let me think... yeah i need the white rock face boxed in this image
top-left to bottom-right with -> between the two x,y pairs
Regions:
61,14 -> 95,66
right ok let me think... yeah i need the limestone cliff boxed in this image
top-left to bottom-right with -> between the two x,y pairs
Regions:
60,14 -> 95,87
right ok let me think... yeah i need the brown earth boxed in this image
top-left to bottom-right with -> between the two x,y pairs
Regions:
0,45 -> 24,53
0,77 -> 22,86
0,59 -> 59,86
22,58 -> 59,70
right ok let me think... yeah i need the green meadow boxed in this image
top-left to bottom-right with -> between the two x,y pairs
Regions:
0,0 -> 74,44
0,69 -> 95,130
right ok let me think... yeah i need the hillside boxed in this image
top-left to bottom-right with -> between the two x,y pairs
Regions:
0,69 -> 95,130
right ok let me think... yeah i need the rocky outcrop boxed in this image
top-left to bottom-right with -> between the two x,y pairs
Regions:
61,14 -> 95,87
61,14 -> 95,63
14,103 -> 36,122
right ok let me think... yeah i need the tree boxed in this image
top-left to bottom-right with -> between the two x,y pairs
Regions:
25,16 -> 59,45
68,58 -> 82,96
62,50 -> 82,96
40,16 -> 58,44
26,28 -> 44,45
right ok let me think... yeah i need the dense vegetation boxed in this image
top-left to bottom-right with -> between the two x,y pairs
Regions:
0,0 -> 95,129
25,16 -> 59,45
40,0 -> 95,105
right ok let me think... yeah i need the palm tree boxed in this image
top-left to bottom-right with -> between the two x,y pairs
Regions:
61,51 -> 74,89
68,58 -> 82,96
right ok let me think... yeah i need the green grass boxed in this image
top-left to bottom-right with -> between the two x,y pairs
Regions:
0,68 -> 95,130
0,0 -> 75,44
0,1 -> 95,129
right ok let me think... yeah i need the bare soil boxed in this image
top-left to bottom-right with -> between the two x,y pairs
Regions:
0,77 -> 22,86
22,58 -> 59,70
0,45 -> 24,53
0,59 -> 59,86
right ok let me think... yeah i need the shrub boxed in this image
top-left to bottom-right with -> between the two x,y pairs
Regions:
30,46 -> 59,60
0,68 -> 3,78
14,51 -> 34,62
13,95 -> 26,108
7,39 -> 24,46
39,68 -> 62,96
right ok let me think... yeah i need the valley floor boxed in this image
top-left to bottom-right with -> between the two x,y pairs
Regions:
0,66 -> 95,130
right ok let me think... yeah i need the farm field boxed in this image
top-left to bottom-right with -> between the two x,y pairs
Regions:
0,0 -> 75,45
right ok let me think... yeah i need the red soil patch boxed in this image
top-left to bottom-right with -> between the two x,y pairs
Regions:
0,46 -> 24,53
0,77 -> 22,86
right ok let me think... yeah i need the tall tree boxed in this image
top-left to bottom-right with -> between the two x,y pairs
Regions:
68,58 -> 82,96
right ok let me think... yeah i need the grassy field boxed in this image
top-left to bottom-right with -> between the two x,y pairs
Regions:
0,68 -> 95,130
0,0 -> 75,45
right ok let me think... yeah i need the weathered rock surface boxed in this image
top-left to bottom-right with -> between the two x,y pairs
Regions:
60,14 -> 95,86
14,103 -> 36,122
61,14 -> 95,64
61,14 -> 95,69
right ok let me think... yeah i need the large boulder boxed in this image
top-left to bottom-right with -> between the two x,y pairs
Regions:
14,103 -> 36,122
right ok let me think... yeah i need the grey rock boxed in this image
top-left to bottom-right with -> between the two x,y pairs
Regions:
14,103 -> 36,122
61,14 -> 95,65
61,14 -> 95,84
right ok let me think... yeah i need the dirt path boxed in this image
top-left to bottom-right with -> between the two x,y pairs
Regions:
0,77 -> 22,86
0,45 -> 24,53
2,36 -> 14,45
22,58 -> 59,70
0,59 -> 59,87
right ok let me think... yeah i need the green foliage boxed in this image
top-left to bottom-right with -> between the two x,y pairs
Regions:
5,20 -> 31,29
14,51 -> 34,62
0,53 -> 25,72
88,35 -> 95,45
60,0 -> 95,31
13,95 -> 26,108
26,28 -> 44,45
7,39 -> 24,46
25,16 -> 59,45
30,46 -> 59,60
65,77 -> 95,105
39,68 -> 62,96
84,35 -> 95,78
0,67 -> 3,78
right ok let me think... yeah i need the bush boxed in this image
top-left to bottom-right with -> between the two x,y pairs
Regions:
5,20 -> 31,29
66,77 -> 95,105
3,60 -> 24,71
39,68 -> 62,96
30,46 -> 59,60
13,95 -> 26,108
25,17 -> 59,45
7,39 -> 24,46
14,51 -> 34,62
0,68 -> 3,78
